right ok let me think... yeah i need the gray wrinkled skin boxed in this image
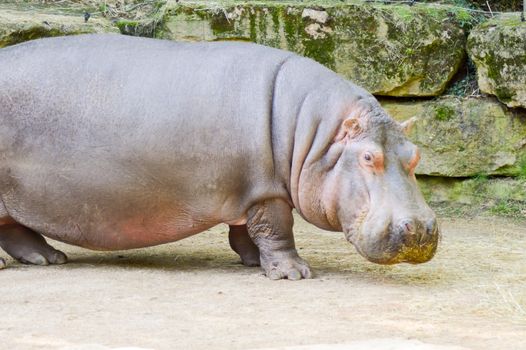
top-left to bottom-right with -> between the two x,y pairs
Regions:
0,35 -> 439,279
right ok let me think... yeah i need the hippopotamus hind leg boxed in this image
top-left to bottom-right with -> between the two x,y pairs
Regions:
228,225 -> 260,267
246,199 -> 312,280
0,222 -> 68,267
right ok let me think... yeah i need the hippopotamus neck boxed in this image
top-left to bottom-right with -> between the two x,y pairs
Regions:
272,57 -> 376,223
270,57 -> 326,211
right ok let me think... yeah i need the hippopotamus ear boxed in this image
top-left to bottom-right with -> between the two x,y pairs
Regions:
334,117 -> 363,143
343,118 -> 362,136
400,116 -> 418,135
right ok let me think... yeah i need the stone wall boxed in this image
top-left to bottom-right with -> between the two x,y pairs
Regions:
1,0 -> 525,216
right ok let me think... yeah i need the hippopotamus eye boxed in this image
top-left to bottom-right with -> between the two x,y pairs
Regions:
361,151 -> 384,174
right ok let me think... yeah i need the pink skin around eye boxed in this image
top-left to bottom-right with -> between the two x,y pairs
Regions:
373,152 -> 384,172
361,151 -> 384,174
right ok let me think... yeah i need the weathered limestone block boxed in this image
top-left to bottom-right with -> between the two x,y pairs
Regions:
0,6 -> 118,48
381,97 -> 526,177
417,176 -> 526,216
468,15 -> 526,108
158,1 -> 469,97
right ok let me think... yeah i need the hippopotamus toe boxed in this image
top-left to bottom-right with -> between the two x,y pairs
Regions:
18,248 -> 68,266
49,250 -> 68,265
19,252 -> 49,266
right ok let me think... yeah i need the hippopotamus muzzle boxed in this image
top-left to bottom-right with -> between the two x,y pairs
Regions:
338,140 -> 441,265
339,129 -> 440,265
345,215 -> 439,265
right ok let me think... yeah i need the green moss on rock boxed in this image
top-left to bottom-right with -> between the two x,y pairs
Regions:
433,104 -> 455,121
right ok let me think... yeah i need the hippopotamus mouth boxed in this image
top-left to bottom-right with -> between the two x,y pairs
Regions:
343,206 -> 439,265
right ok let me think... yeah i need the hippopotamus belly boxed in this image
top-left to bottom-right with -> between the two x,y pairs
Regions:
0,111 -> 254,250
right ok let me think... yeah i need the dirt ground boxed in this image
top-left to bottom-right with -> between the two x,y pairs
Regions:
1,214 -> 525,350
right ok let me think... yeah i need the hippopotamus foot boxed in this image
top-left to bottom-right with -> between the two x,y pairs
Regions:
0,224 -> 68,266
0,257 -> 5,269
228,225 -> 260,267
261,250 -> 311,281
247,200 -> 312,280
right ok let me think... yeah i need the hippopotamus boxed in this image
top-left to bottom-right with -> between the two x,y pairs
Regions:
0,34 -> 439,280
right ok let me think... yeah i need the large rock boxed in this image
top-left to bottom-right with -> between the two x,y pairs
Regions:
418,176 -> 526,217
468,14 -> 526,109
157,1 -> 469,97
0,5 -> 118,48
380,97 -> 526,177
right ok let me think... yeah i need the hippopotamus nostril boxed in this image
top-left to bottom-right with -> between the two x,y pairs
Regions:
395,219 -> 419,247
397,219 -> 416,235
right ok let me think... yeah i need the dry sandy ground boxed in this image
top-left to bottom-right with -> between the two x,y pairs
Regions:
1,215 -> 525,350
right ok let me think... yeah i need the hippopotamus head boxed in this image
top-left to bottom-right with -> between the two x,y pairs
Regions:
293,92 -> 439,265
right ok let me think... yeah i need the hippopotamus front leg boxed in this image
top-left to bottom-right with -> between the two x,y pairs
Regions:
228,225 -> 260,267
246,199 -> 312,280
0,223 -> 68,267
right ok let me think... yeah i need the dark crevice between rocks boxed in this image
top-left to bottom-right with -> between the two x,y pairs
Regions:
442,56 -> 479,97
